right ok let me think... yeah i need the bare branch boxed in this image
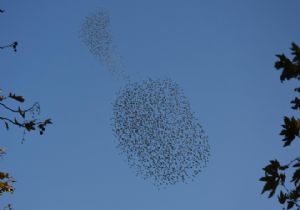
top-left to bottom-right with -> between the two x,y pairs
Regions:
0,102 -> 39,114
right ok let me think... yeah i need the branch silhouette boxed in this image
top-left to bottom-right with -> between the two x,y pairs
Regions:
0,7 -> 52,209
260,43 -> 300,210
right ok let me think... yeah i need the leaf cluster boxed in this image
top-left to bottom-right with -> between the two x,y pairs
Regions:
0,91 -> 52,137
261,159 -> 300,209
261,43 -> 300,210
0,90 -> 52,207
260,160 -> 288,198
1,9 -> 51,209
0,172 -> 15,196
275,43 -> 300,147
280,117 -> 300,147
275,43 -> 300,82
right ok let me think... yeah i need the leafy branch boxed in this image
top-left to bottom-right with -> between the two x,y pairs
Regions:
0,91 -> 52,136
261,158 -> 300,210
1,8 -> 51,209
0,89 -> 52,206
260,43 -> 300,210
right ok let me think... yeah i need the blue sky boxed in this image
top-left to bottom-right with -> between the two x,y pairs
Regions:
1,0 -> 300,209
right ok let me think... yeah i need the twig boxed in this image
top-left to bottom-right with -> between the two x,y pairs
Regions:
0,42 -> 18,51
0,102 -> 39,113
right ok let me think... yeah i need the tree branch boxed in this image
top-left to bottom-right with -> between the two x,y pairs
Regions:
0,102 -> 39,114
0,42 -> 18,51
0,117 -> 22,127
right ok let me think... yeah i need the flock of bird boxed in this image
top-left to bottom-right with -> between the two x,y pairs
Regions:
80,9 -> 129,80
80,10 -> 210,187
112,79 -> 210,186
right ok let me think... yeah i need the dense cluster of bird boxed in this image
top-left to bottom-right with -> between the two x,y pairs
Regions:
112,78 -> 210,187
79,10 -> 210,187
79,9 -> 128,80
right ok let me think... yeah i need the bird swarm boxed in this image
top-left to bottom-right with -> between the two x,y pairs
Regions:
112,78 -> 210,187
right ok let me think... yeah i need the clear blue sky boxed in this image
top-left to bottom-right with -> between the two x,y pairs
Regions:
1,0 -> 300,209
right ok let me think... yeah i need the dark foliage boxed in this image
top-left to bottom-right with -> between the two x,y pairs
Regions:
0,91 -> 52,138
1,8 -> 52,209
261,43 -> 300,210
0,172 -> 15,195
280,117 -> 300,147
0,89 -> 52,206
275,43 -> 300,82
112,78 -> 210,187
